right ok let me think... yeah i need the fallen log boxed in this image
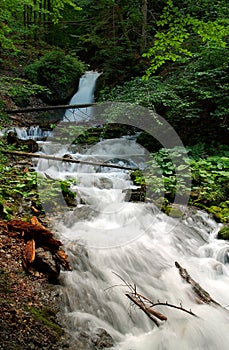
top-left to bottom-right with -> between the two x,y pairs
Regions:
24,239 -> 36,264
2,150 -> 138,171
175,261 -> 220,305
1,217 -> 71,277
5,103 -> 96,114
7,219 -> 62,250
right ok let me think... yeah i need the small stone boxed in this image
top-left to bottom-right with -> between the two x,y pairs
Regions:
91,328 -> 114,349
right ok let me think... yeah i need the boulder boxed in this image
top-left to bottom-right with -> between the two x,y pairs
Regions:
91,328 -> 114,349
7,131 -> 38,152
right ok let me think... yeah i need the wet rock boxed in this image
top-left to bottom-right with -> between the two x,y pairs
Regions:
33,247 -> 60,282
165,205 -> 184,218
7,131 -> 38,152
94,177 -> 113,189
90,328 -> 114,349
124,169 -> 146,202
63,154 -> 73,160
218,225 -> 229,240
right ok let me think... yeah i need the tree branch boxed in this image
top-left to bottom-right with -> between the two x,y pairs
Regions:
5,103 -> 96,114
2,150 -> 138,171
175,261 -> 220,305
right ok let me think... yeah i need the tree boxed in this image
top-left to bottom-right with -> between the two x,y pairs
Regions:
0,0 -> 81,51
143,0 -> 229,77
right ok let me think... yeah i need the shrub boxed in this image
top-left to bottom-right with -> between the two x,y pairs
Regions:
25,50 -> 86,103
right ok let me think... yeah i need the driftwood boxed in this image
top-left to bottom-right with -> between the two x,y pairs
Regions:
123,263 -> 228,326
24,239 -> 36,264
2,150 -> 137,171
126,293 -> 166,327
125,291 -> 198,327
5,103 -> 95,114
1,217 -> 71,277
7,218 -> 62,250
112,272 -> 197,327
175,261 -> 220,305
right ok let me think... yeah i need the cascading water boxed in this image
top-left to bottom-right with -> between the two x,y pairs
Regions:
34,72 -> 229,349
13,125 -> 51,140
64,71 -> 101,122
2,126 -> 51,141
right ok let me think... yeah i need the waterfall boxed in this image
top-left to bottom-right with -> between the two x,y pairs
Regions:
3,71 -> 101,141
13,126 -> 51,140
31,71 -> 229,349
64,71 -> 101,122
36,137 -> 229,350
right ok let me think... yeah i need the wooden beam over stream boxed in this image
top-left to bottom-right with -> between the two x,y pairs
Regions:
2,150 -> 138,171
5,103 -> 96,114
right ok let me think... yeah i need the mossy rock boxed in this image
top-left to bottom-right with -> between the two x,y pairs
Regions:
208,205 -> 229,223
27,306 -> 64,336
129,169 -> 146,202
164,205 -> 184,218
75,133 -> 100,145
217,226 -> 229,240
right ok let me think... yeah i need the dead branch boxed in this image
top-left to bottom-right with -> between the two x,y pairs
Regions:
175,261 -> 220,306
126,293 -> 161,327
150,301 -> 197,317
112,273 -> 197,327
126,291 -> 198,325
2,150 -> 137,171
5,103 -> 96,114
112,272 -> 136,293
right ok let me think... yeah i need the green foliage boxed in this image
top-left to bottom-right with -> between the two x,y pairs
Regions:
134,143 -> 229,222
51,0 -> 82,24
36,175 -> 77,212
143,0 -> 229,77
218,225 -> 229,240
0,0 -> 81,51
99,46 -> 229,144
190,155 -> 229,206
0,0 -> 25,51
140,147 -> 191,202
0,137 -> 78,219
163,47 -> 229,135
0,76 -> 50,107
25,50 -> 85,85
0,148 -> 38,219
24,50 -> 86,102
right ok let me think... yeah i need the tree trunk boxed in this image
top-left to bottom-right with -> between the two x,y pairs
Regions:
5,103 -> 95,114
140,0 -> 148,52
2,150 -> 137,171
175,261 -> 220,305
114,4 -> 132,53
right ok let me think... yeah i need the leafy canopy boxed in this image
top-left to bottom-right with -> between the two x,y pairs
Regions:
0,0 -> 81,51
143,0 -> 229,77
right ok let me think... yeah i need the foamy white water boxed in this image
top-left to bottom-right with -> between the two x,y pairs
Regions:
33,71 -> 229,349
64,71 -> 101,122
36,136 -> 229,350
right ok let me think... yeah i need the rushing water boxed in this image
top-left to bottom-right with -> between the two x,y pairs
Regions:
33,72 -> 229,349
64,71 -> 101,122
14,125 -> 51,140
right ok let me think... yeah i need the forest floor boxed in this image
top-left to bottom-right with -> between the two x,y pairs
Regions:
0,47 -> 73,350
0,223 -> 72,350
